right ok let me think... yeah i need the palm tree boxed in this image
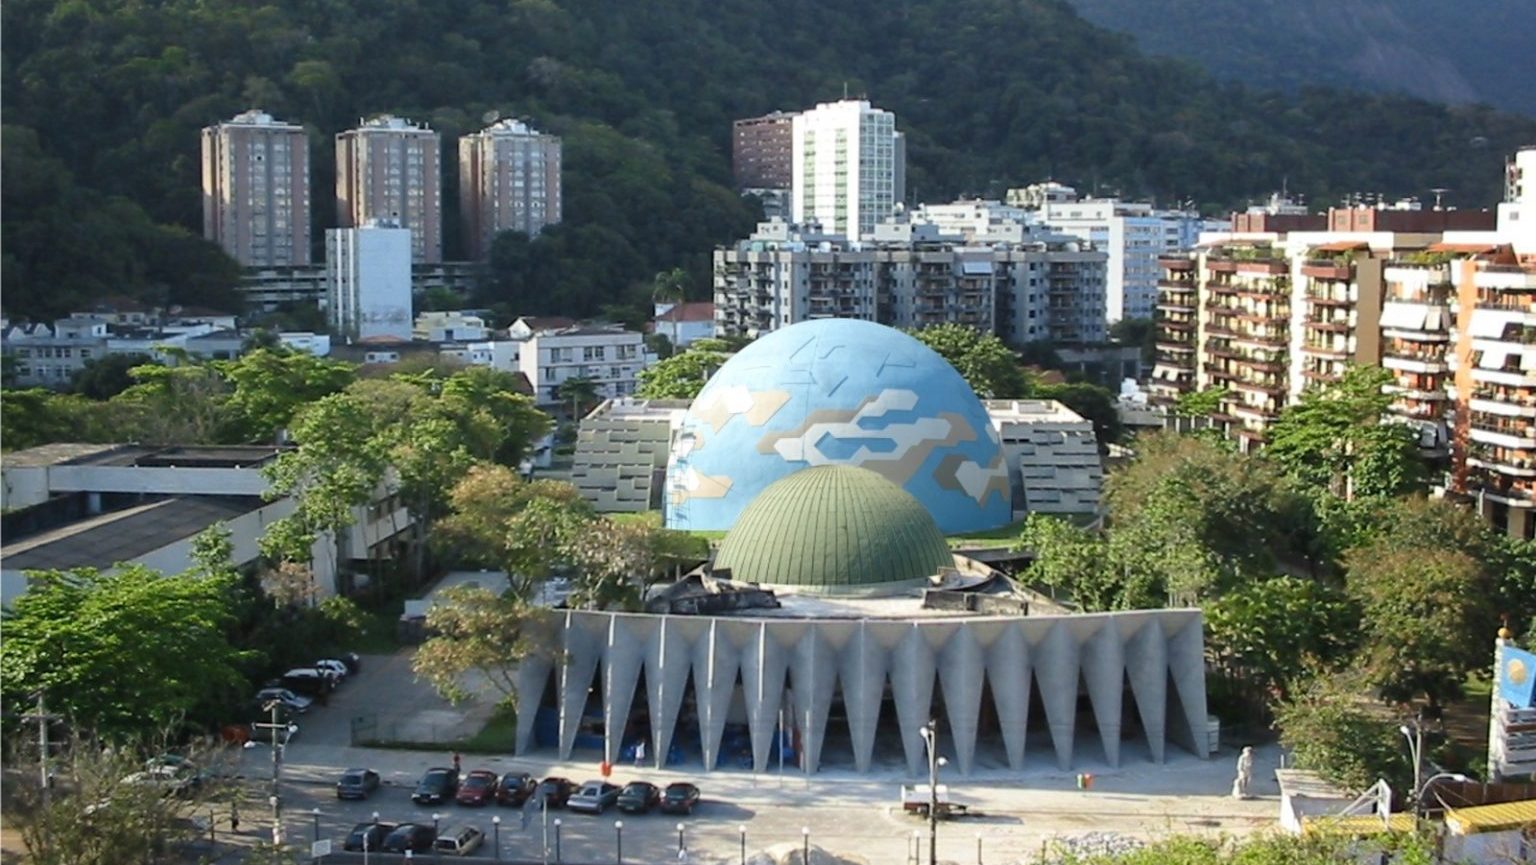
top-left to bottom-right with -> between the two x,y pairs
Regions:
651,267 -> 690,348
555,375 -> 600,421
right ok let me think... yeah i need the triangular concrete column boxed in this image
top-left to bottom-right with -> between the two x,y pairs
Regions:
691,619 -> 740,771
838,621 -> 890,773
737,621 -> 790,773
984,621 -> 1031,771
889,624 -> 937,776
1122,616 -> 1168,763
558,612 -> 604,760
1078,618 -> 1123,767
937,625 -> 984,775
792,624 -> 843,774
646,616 -> 703,770
1029,620 -> 1080,770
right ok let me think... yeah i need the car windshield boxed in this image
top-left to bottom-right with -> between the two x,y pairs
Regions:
341,772 -> 364,784
424,771 -> 450,784
465,774 -> 492,788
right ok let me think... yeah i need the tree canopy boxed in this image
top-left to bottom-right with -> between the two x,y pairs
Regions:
908,324 -> 1029,400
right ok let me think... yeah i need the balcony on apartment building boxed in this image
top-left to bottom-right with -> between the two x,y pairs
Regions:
1300,259 -> 1355,281
1302,360 -> 1343,385
1238,348 -> 1287,373
1470,412 -> 1536,451
1234,278 -> 1291,301
1471,384 -> 1536,418
1469,344 -> 1536,387
1232,324 -> 1287,348
1382,338 -> 1448,373
1476,291 -> 1536,313
1467,443 -> 1536,482
1476,263 -> 1536,292
1159,256 -> 1196,273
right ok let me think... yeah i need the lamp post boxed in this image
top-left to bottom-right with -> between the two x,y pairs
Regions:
364,812 -> 379,865
554,818 -> 563,863
677,822 -> 686,854
1399,722 -> 1425,819
975,833 -> 983,865
432,812 -> 442,836
801,826 -> 810,865
615,820 -> 625,865
918,720 -> 948,865
739,824 -> 747,865
311,808 -> 321,843
492,815 -> 501,861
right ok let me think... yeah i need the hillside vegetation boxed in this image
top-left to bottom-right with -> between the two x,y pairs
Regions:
4,0 -> 1535,321
1065,0 -> 1536,116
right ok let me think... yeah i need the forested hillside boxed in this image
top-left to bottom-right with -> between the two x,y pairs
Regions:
1064,0 -> 1536,116
5,0 -> 1535,321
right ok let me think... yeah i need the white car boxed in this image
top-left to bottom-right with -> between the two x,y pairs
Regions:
313,659 -> 349,681
121,765 -> 199,798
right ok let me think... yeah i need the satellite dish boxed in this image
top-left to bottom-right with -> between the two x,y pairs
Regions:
482,109 -> 500,125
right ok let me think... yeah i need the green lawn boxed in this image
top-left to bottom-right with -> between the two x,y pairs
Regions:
459,707 -> 518,753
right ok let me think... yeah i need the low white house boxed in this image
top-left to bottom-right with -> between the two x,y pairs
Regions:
517,323 -> 654,406
651,301 -> 715,349
0,443 -> 414,604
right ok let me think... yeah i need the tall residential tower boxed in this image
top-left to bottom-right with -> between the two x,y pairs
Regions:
457,118 -> 563,261
335,116 -> 442,263
201,110 -> 311,266
791,100 -> 905,238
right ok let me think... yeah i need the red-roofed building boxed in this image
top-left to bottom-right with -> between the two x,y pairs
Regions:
651,301 -> 715,348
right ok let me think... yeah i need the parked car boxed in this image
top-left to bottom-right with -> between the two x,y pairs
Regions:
659,782 -> 701,815
344,821 -> 395,852
313,659 -> 349,681
121,765 -> 201,798
567,781 -> 622,814
533,777 -> 578,809
254,688 -> 311,713
336,768 -> 381,800
616,781 -> 660,814
412,767 -> 460,805
279,667 -> 336,695
496,771 -> 537,806
382,823 -> 436,853
455,770 -> 499,806
434,824 -> 485,856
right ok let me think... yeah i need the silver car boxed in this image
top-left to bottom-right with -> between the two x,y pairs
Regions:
433,825 -> 484,856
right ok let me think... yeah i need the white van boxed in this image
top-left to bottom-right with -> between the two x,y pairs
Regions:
433,825 -> 484,856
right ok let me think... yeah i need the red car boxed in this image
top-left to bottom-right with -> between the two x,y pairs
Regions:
455,770 -> 499,806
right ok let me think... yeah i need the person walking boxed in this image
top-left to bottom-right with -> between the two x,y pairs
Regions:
229,802 -> 240,834
452,751 -> 462,774
634,739 -> 646,768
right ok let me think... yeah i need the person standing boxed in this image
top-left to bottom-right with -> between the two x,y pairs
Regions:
1231,746 -> 1254,799
452,751 -> 462,774
634,739 -> 646,768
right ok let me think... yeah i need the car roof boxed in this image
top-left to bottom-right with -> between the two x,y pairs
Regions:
342,768 -> 371,775
467,769 -> 497,777
666,782 -> 697,791
442,824 -> 479,836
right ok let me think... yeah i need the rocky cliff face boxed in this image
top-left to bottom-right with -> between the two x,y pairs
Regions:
1064,0 -> 1534,115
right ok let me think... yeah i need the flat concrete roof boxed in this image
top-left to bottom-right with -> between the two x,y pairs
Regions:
2,443 -> 128,468
4,443 -> 284,469
0,495 -> 267,572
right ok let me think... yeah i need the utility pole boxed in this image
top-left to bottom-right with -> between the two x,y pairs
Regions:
21,691 -> 60,805
253,700 -> 287,851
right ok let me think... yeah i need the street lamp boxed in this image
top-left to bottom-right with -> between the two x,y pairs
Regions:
492,815 -> 501,861
554,818 -> 563,863
918,720 -> 948,865
677,822 -> 686,854
975,832 -> 983,865
311,807 -> 321,843
615,820 -> 625,865
739,824 -> 747,865
1399,722 -> 1425,818
364,812 -> 379,865
801,826 -> 810,865
432,812 -> 442,835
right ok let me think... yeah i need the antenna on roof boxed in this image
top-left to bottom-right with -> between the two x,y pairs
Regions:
842,81 -> 849,100
1430,187 -> 1450,211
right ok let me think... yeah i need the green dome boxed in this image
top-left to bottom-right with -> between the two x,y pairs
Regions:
712,465 -> 955,596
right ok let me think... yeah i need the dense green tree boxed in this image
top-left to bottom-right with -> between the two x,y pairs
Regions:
437,464 -> 595,597
635,342 -> 730,399
907,324 -> 1029,399
1274,675 -> 1413,793
1266,365 -> 1427,500
0,389 -> 114,450
0,565 -> 251,739
217,348 -> 357,444
69,353 -> 157,400
1345,543 -> 1493,709
1174,386 -> 1228,419
554,374 -> 600,419
413,585 -> 545,709
1205,576 -> 1359,705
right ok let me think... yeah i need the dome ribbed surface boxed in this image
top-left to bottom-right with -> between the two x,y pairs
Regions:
713,465 -> 953,595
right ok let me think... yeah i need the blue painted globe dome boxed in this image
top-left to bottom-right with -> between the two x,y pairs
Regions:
664,319 -> 1011,533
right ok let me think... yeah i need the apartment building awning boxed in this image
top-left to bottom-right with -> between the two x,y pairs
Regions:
1379,302 -> 1430,330
1311,241 -> 1368,253
1470,308 -> 1527,338
1429,242 -> 1499,254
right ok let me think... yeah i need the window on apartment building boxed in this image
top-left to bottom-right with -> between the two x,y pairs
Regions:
583,345 -> 605,361
610,366 -> 622,378
543,368 -> 556,381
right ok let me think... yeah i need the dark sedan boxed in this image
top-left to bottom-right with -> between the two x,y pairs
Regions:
455,769 -> 499,806
344,821 -> 395,852
532,776 -> 578,809
411,767 -> 460,805
659,782 -> 701,815
617,781 -> 660,814
335,768 -> 381,800
496,771 -> 537,806
382,823 -> 436,853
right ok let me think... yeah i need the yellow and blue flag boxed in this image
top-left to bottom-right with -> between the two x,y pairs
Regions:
1499,645 -> 1536,707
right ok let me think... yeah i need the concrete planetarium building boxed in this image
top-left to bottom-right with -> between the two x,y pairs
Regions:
514,320 -> 1209,776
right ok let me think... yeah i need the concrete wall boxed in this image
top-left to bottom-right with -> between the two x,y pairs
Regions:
514,608 -> 1209,775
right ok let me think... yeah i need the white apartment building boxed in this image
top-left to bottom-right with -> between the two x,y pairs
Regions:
517,324 -> 653,406
1040,197 -> 1224,325
712,219 -> 1108,345
652,302 -> 715,349
201,110 -> 311,266
326,223 -> 413,341
1,317 -> 226,387
413,310 -> 490,342
791,100 -> 906,238
458,119 -> 562,260
336,116 -> 442,263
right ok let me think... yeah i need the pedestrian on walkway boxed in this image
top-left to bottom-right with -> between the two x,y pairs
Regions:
230,803 -> 240,834
634,739 -> 646,767
452,751 -> 462,774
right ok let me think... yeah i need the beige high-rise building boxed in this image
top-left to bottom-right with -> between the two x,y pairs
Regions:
335,116 -> 442,263
201,110 -> 311,267
457,119 -> 562,261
